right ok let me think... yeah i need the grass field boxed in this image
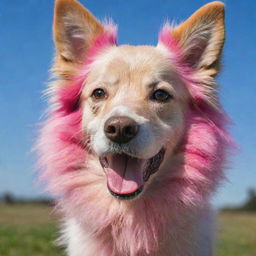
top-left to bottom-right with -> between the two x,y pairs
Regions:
0,204 -> 255,256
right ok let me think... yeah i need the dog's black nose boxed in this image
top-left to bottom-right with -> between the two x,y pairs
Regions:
104,116 -> 139,144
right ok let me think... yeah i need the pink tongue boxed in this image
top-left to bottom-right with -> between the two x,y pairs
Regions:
106,154 -> 145,195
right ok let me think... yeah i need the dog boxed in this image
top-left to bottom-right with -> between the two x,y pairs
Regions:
37,0 -> 232,255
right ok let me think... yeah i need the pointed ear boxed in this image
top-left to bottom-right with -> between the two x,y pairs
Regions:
171,1 -> 225,77
53,0 -> 104,64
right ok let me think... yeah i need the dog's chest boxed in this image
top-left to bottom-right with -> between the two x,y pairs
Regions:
64,208 -> 214,256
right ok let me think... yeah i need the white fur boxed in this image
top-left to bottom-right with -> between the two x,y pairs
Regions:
62,219 -> 95,256
62,205 -> 215,256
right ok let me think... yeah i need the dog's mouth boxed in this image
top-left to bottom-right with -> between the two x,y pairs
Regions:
99,148 -> 165,200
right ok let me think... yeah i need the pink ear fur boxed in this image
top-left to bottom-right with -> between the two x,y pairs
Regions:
158,24 -> 220,108
57,25 -> 117,113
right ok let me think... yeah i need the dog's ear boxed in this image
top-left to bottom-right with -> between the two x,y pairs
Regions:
172,2 -> 225,77
53,0 -> 104,75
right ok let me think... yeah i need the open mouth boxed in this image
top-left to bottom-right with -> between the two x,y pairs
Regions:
99,148 -> 165,200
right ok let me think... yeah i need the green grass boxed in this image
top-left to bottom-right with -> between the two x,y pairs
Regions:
0,204 -> 64,256
0,204 -> 255,256
218,212 -> 256,256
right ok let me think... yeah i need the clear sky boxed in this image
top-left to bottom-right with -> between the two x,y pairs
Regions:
0,0 -> 255,207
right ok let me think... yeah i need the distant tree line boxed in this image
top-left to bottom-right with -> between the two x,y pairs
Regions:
221,188 -> 256,212
241,188 -> 256,211
0,192 -> 53,206
1,188 -> 256,211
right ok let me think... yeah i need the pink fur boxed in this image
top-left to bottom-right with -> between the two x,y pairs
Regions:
36,25 -> 232,255
38,26 -> 117,195
159,24 -> 214,102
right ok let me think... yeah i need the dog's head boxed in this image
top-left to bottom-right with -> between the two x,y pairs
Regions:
43,0 -> 225,201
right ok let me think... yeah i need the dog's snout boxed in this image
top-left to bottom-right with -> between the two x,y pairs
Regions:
104,116 -> 139,144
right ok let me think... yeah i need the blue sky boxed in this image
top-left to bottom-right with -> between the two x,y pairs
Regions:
0,0 -> 255,207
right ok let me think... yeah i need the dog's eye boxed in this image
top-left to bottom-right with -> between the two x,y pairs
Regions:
91,88 -> 106,100
151,89 -> 172,102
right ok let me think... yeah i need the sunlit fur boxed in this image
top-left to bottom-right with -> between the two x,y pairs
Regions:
36,1 -> 232,255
